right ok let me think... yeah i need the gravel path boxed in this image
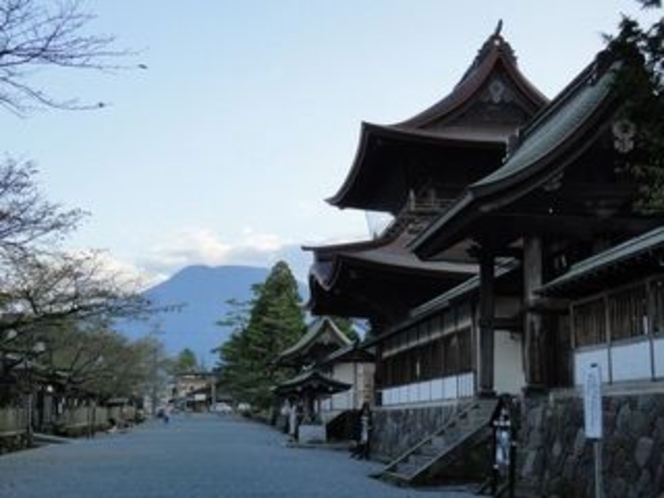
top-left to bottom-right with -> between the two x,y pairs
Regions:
0,413 -> 476,498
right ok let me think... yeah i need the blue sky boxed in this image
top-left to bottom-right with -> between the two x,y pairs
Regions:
0,0 -> 657,283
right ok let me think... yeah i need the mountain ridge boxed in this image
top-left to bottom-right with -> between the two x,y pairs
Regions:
118,264 -> 307,367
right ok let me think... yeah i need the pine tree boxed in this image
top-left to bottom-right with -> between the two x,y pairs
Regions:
173,348 -> 198,374
606,1 -> 664,212
216,261 -> 306,411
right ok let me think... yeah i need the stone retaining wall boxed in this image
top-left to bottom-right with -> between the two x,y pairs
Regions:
371,402 -> 462,461
518,390 -> 664,497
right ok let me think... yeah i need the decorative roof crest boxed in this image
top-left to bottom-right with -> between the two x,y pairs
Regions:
457,20 -> 517,86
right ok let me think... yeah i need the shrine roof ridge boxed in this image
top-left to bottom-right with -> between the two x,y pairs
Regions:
276,316 -> 351,364
411,56 -> 620,258
539,225 -> 664,295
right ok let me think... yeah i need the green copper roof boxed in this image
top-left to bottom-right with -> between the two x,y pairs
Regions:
540,225 -> 664,293
412,61 -> 617,257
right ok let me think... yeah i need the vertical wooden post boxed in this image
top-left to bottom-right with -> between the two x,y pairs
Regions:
375,343 -> 383,407
479,249 -> 495,396
523,236 -> 545,390
646,280 -> 656,381
594,440 -> 604,498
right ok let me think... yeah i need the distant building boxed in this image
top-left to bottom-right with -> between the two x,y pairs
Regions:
172,372 -> 217,411
273,317 -> 374,442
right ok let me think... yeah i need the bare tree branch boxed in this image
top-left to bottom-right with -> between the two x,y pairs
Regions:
0,0 -> 129,113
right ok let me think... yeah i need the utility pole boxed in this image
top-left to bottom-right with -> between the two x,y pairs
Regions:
149,322 -> 164,417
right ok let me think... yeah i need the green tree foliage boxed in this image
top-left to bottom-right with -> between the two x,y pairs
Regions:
216,261 -> 305,411
37,319 -> 163,402
605,0 -> 664,212
173,348 -> 198,374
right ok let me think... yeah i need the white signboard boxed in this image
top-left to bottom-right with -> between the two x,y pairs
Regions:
583,363 -> 603,439
194,393 -> 207,402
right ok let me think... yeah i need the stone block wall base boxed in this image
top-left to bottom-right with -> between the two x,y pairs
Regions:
517,391 -> 664,497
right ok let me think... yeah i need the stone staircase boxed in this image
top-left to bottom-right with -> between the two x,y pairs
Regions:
379,398 -> 498,486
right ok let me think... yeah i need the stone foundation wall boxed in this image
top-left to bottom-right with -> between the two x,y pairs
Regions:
0,432 -> 26,454
371,402 -> 463,461
518,390 -> 664,497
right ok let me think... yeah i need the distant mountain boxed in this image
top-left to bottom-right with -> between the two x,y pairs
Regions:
117,265 -> 308,368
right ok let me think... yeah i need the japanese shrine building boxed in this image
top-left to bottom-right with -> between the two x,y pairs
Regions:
304,25 -> 664,493
306,27 -> 547,407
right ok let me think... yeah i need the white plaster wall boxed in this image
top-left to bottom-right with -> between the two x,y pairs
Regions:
655,338 -> 664,379
611,341 -> 652,382
380,373 -> 475,406
431,378 -> 443,400
574,347 -> 610,385
443,376 -> 458,399
332,362 -> 354,384
326,362 -> 356,410
493,330 -> 526,394
357,363 -> 375,408
574,339 -> 658,385
458,372 -> 475,398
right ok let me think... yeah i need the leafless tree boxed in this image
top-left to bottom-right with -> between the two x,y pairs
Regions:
0,249 -> 151,330
0,158 -> 84,254
0,0 -> 127,113
45,325 -> 162,401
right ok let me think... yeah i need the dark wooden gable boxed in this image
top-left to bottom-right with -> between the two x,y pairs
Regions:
327,28 -> 547,214
305,227 -> 476,325
276,317 -> 352,368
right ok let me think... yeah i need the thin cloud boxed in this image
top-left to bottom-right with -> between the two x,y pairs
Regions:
138,228 -> 309,281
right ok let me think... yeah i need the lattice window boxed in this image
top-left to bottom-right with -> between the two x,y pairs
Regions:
573,298 -> 606,347
458,329 -> 472,372
651,279 -> 664,335
430,337 -> 444,377
382,356 -> 394,387
418,343 -> 431,380
608,285 -> 647,341
443,333 -> 459,376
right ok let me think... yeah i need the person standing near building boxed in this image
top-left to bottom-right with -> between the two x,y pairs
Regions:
288,399 -> 299,442
353,402 -> 372,459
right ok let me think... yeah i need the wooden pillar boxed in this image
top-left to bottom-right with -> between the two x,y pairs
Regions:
479,249 -> 495,396
374,343 -> 383,407
523,236 -> 547,390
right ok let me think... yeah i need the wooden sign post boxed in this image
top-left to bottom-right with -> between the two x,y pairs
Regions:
583,363 -> 603,498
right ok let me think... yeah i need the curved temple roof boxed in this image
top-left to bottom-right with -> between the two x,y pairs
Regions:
327,26 -> 548,213
273,369 -> 352,397
412,57 -> 620,259
276,317 -> 352,366
304,227 -> 477,320
396,26 -> 546,129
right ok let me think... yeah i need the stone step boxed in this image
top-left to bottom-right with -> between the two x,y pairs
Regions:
379,470 -> 411,486
381,400 -> 499,486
